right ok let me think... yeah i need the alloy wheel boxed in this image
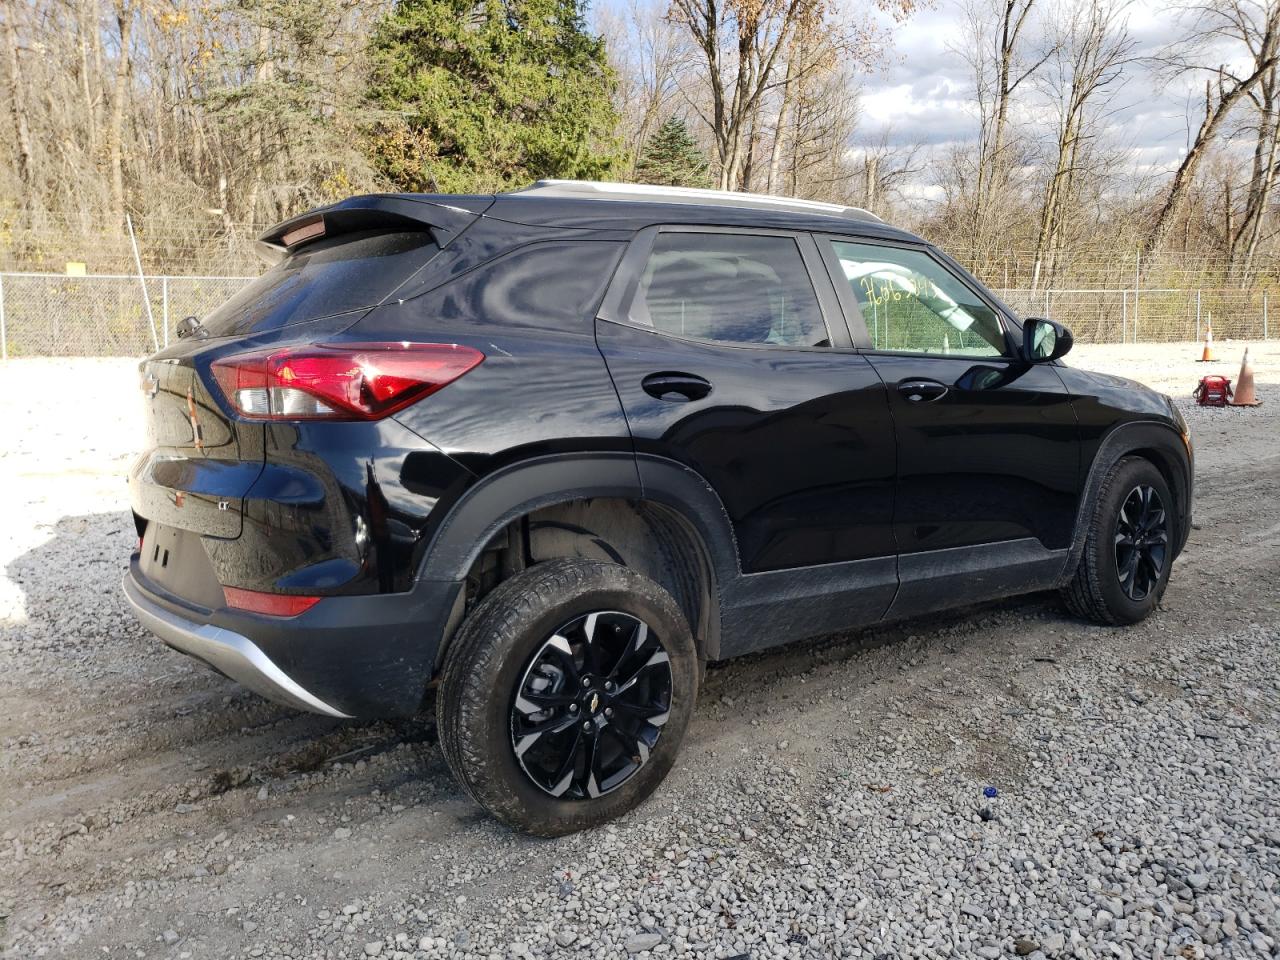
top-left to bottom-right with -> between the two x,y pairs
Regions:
1114,484 -> 1168,602
510,611 -> 673,799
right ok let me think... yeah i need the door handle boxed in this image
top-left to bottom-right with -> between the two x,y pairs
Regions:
641,372 -> 713,402
897,379 -> 948,403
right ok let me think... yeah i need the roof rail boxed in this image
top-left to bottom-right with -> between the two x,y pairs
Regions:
511,180 -> 883,223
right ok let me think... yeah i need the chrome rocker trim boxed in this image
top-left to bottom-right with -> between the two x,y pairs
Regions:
122,574 -> 351,719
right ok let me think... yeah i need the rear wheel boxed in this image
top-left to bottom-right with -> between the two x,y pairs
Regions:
1062,456 -> 1175,625
437,558 -> 697,835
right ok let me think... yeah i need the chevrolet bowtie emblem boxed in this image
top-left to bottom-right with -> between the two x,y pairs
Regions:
142,373 -> 159,398
589,693 -> 600,713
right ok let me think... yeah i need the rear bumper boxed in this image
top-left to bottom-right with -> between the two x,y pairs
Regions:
123,559 -> 463,718
123,572 -> 352,717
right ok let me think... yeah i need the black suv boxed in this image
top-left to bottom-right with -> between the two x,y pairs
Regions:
124,181 -> 1193,834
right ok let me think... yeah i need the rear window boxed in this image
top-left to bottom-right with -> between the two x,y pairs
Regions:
633,232 -> 828,347
201,230 -> 440,337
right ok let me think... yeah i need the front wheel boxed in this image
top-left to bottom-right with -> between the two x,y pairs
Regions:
436,558 -> 698,835
1061,456 -> 1175,625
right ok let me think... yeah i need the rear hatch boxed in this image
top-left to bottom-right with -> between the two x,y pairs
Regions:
131,338 -> 266,606
130,195 -> 487,600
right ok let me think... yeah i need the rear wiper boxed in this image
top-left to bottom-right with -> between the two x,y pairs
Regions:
176,315 -> 209,340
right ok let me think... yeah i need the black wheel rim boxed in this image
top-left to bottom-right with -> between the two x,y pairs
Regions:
510,611 -> 673,799
1114,484 -> 1168,602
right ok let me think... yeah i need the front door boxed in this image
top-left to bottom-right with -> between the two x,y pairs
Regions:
595,227 -> 899,637
816,235 -> 1081,614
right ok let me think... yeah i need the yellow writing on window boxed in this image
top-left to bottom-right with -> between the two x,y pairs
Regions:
858,273 -> 928,308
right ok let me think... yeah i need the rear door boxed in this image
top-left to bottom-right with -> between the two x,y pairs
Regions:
816,235 -> 1080,612
595,226 -> 897,591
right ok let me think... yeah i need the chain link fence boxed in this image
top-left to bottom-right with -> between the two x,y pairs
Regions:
0,273 -> 253,358
0,271 -> 1274,358
997,287 -> 1274,343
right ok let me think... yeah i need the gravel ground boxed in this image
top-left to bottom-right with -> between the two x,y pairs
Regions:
1,341 -> 1278,960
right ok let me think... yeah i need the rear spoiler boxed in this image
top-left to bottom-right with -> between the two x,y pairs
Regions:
256,194 -> 494,265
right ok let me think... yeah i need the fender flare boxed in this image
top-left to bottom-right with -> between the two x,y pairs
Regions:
415,452 -> 741,655
1063,420 -> 1193,581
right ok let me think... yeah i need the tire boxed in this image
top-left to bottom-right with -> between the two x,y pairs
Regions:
436,558 -> 698,836
1061,456 -> 1175,625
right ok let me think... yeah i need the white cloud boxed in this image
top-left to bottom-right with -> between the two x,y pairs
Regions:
856,0 -> 1250,179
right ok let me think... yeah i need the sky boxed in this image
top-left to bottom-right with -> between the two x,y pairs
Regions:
857,0 -> 1239,192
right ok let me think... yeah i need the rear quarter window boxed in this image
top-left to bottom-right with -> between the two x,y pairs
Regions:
201,230 -> 440,337
394,241 -> 626,331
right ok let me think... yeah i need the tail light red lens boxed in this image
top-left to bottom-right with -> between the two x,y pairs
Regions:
223,586 -> 321,617
209,342 -> 484,421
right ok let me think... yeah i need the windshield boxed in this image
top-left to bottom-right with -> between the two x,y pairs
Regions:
201,230 -> 439,337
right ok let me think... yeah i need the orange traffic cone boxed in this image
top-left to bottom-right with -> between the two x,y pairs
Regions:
1231,347 -> 1261,406
1198,322 -> 1216,362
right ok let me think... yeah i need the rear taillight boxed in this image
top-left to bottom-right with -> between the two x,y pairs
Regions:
209,342 -> 483,421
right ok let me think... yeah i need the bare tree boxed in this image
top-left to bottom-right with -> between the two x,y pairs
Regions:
667,0 -> 798,189
598,0 -> 691,173
953,0 -> 1053,252
2,4 -> 34,198
763,25 -> 836,195
855,130 -> 925,216
0,0 -> 386,273
783,56 -> 861,199
667,0 -> 915,190
1143,0 -> 1280,261
1220,2 -> 1280,278
1031,0 -> 1135,287
1229,70 -> 1280,278
764,39 -> 800,194
106,1 -> 133,226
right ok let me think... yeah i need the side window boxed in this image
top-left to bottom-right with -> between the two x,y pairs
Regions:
632,232 -> 829,347
399,241 -> 625,331
826,240 -> 1007,357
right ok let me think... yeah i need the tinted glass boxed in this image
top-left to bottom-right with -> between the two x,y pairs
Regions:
201,230 -> 439,337
827,240 -> 1006,356
390,241 -> 625,331
634,233 -> 828,347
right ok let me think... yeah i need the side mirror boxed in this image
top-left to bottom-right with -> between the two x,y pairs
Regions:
1022,316 -> 1073,363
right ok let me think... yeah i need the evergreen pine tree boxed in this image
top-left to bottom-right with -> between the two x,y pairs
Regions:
633,117 -> 711,188
364,0 -> 623,193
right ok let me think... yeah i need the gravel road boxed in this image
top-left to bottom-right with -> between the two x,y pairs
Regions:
2,342 -> 1278,960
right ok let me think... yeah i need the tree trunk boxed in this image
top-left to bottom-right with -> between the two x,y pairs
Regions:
989,0 -> 1017,183
78,0 -> 98,158
1032,155 -> 1064,288
766,49 -> 798,194
2,6 -> 34,196
970,0 -> 1041,258
673,0 -> 798,193
106,1 -> 132,225
1034,82 -> 1083,289
245,24 -> 274,223
862,154 -> 878,210
742,109 -> 760,191
716,129 -> 742,190
1233,69 -> 1280,280
1239,118 -> 1280,278
1144,65 -> 1273,262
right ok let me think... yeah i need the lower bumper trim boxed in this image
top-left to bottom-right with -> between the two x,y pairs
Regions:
122,574 -> 352,719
